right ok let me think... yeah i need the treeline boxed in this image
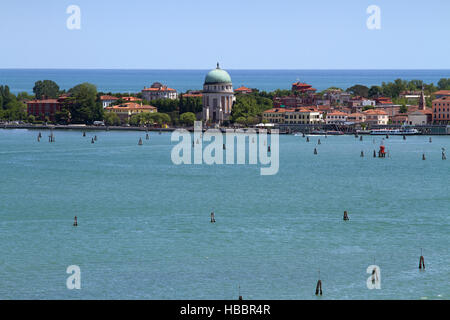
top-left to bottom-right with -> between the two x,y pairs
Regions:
230,92 -> 273,125
335,78 -> 450,99
0,85 -> 28,121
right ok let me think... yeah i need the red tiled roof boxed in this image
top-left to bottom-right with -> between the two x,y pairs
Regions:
122,96 -> 142,101
433,96 -> 450,102
264,108 -> 288,113
235,86 -> 252,92
142,86 -> 176,92
364,109 -> 388,115
26,99 -> 59,104
100,95 -> 119,101
105,102 -> 156,110
433,90 -> 450,96
183,93 -> 203,98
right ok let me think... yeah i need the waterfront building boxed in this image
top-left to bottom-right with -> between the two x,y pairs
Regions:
202,63 -> 235,124
142,82 -> 177,101
391,114 -> 408,125
432,96 -> 450,124
326,111 -> 348,124
363,109 -> 389,125
408,109 -> 432,125
262,108 -> 289,124
105,102 -> 157,122
283,107 -> 322,125
100,95 -> 119,108
347,112 -> 367,124
26,98 -> 63,121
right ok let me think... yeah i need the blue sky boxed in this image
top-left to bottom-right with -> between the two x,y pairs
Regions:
0,0 -> 449,69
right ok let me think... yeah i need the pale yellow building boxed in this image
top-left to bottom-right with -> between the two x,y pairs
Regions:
263,107 -> 323,124
105,102 -> 157,121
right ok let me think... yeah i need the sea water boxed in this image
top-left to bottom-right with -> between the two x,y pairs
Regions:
1,69 -> 450,94
0,129 -> 448,299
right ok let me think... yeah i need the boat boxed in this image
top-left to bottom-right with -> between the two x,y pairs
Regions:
325,130 -> 344,135
370,127 -> 419,135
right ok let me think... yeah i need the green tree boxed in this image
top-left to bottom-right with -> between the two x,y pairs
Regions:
179,112 -> 196,126
33,80 -> 60,99
0,85 -> 27,121
399,104 -> 408,114
235,116 -> 247,125
55,109 -> 70,124
437,78 -> 450,90
346,85 -> 369,97
368,86 -> 382,98
27,114 -> 35,123
230,94 -> 272,123
64,83 -> 103,124
104,112 -> 121,126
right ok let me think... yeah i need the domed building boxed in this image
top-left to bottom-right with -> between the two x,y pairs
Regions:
202,63 -> 235,124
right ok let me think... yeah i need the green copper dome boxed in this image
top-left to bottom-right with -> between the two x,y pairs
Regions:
204,63 -> 232,84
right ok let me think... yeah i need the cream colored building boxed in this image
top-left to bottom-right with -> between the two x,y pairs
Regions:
142,82 -> 177,101
263,108 -> 288,124
202,63 -> 235,124
284,107 -> 322,124
105,102 -> 157,121
326,111 -> 348,124
363,109 -> 389,125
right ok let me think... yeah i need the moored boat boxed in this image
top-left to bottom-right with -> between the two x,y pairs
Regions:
370,127 -> 419,135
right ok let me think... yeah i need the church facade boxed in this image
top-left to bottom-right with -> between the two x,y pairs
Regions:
202,63 -> 235,124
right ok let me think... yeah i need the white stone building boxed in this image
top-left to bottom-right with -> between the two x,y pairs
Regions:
202,63 -> 235,124
100,95 -> 119,108
142,82 -> 177,101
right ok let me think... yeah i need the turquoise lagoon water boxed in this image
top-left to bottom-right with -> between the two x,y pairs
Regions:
0,129 -> 448,299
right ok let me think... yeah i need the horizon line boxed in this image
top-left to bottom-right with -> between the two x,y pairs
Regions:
1,68 -> 450,71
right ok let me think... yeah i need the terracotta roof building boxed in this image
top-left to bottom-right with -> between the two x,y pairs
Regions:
26,98 -> 63,122
432,96 -> 450,124
100,95 -> 119,108
325,111 -> 348,124
434,90 -> 450,99
142,82 -> 177,101
234,86 -> 253,94
105,102 -> 157,121
363,109 -> 389,125
292,82 -> 316,93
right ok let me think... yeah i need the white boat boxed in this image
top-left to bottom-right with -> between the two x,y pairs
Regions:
370,127 -> 419,135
